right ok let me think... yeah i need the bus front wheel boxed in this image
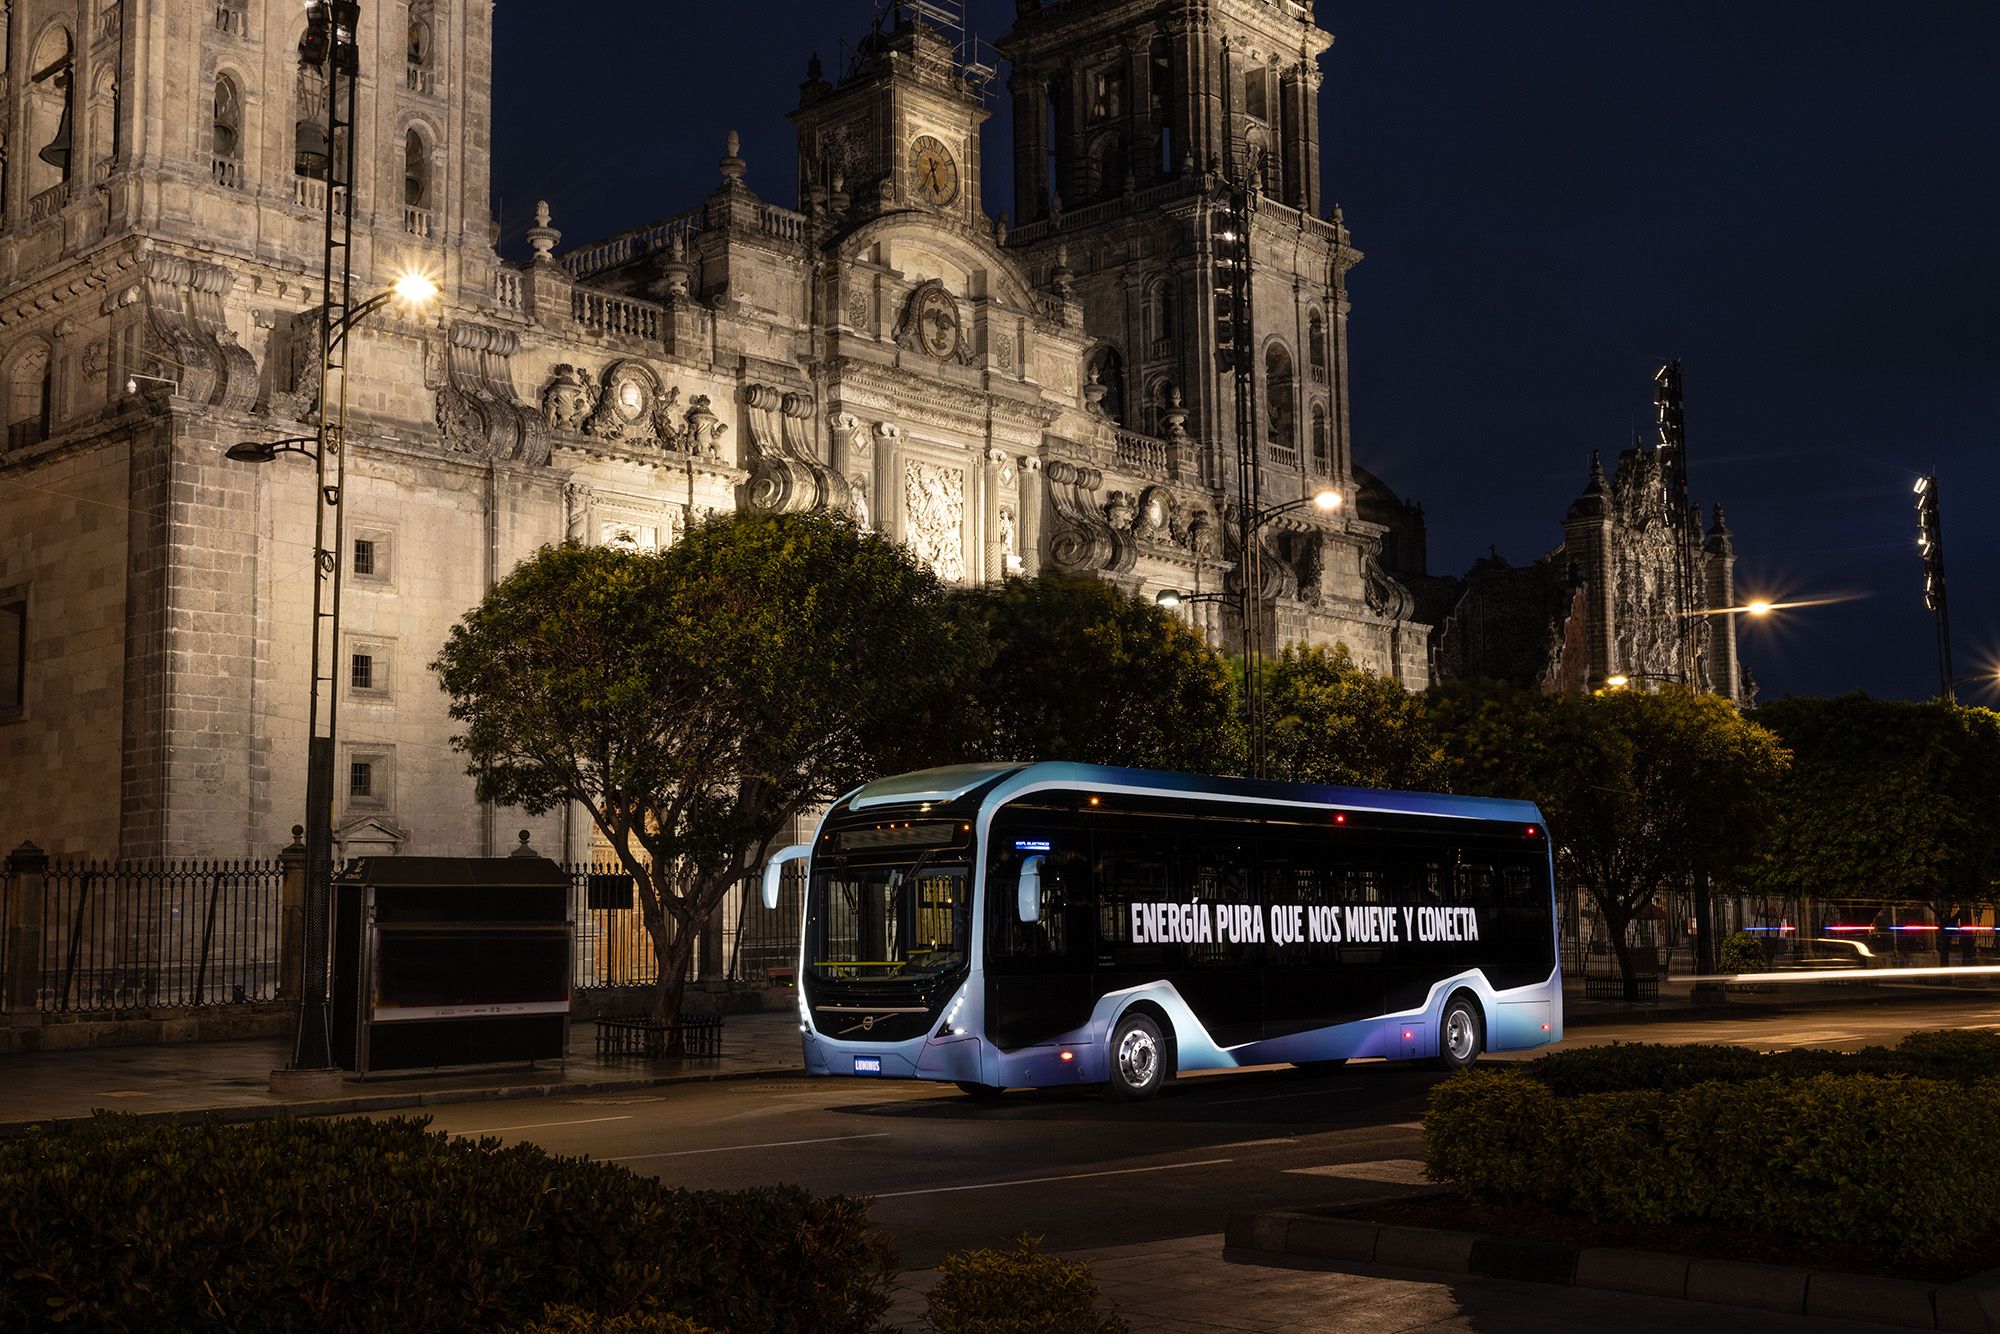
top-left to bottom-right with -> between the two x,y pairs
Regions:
1430,995 -> 1484,1073
1108,1012 -> 1168,1101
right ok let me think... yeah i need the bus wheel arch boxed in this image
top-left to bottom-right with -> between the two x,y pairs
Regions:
1431,990 -> 1485,1072
1107,1002 -> 1175,1100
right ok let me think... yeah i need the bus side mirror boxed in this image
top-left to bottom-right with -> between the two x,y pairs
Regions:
1017,855 -> 1044,924
762,844 -> 811,911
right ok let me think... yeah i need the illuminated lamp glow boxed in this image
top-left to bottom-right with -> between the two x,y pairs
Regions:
1892,925 -> 1940,932
1059,1050 -> 1074,1062
1745,600 -> 1773,617
1541,1023 -> 1551,1032
1334,813 -> 1347,825
1824,924 -> 1871,932
1402,1030 -> 1414,1040
1524,825 -> 1538,837
1088,796 -> 1101,807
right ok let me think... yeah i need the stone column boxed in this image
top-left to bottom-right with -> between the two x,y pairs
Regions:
1019,455 -> 1045,576
275,825 -> 306,1002
983,447 -> 1007,582
4,842 -> 47,1015
874,422 -> 903,543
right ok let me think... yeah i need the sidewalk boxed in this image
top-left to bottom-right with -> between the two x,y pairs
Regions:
2,975 -> 1989,1135
0,1007 -> 810,1135
883,1235 -> 1919,1333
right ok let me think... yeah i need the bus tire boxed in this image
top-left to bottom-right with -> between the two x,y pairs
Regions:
1431,995 -> 1484,1072
1108,1012 -> 1168,1101
955,1081 -> 1007,1101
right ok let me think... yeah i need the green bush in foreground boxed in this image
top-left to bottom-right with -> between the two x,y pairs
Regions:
1519,1027 -> 2000,1097
926,1235 -> 1130,1334
520,1308 -> 714,1334
1425,1066 -> 2000,1259
0,1114 -> 893,1333
1717,931 -> 1765,974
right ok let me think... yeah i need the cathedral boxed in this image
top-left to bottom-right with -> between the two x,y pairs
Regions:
0,0 -> 1738,864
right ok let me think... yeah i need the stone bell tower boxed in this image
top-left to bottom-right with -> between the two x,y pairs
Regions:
790,4 -> 993,232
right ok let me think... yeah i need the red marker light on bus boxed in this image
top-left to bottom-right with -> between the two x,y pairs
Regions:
1335,813 -> 1347,825
1403,1030 -> 1414,1041
1525,825 -> 1538,837
1059,1050 -> 1074,1062
1542,1023 -> 1551,1032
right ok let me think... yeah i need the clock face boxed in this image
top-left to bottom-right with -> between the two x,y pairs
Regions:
915,286 -> 961,360
910,135 -> 959,207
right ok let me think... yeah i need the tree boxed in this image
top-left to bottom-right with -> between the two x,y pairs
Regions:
1429,681 -> 1789,998
1752,694 -> 2000,966
1262,643 -> 1446,790
952,574 -> 1240,771
432,512 -> 972,1034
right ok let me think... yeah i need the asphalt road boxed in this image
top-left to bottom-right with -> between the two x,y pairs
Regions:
373,995 -> 1999,1269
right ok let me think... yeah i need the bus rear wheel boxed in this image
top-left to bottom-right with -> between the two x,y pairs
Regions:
1108,1012 -> 1168,1101
955,1081 -> 1007,1101
1430,996 -> 1484,1073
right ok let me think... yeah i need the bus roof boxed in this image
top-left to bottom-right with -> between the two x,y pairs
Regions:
847,761 -> 1546,826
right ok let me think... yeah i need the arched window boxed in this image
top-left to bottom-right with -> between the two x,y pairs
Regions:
7,343 -> 53,450
404,129 -> 429,207
1308,309 -> 1328,383
90,65 -> 119,176
1146,278 -> 1174,346
27,28 -> 75,195
407,6 -> 436,94
1087,345 -> 1126,426
1264,342 -> 1295,456
1310,403 -> 1330,475
294,64 -> 330,179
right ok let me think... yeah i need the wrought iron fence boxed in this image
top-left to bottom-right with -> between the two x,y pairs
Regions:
33,858 -> 284,1012
0,850 -> 812,1015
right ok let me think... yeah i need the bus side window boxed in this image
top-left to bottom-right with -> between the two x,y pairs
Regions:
1187,838 -> 1256,965
1261,841 -> 1328,965
989,847 -> 1080,959
1094,831 -> 1173,970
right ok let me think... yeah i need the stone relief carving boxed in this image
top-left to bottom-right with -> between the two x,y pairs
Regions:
998,505 -> 1017,560
893,279 -> 975,365
537,359 -> 726,459
1043,458 -> 1131,574
903,459 -> 966,582
850,476 -> 871,530
140,254 -> 256,411
435,321 -> 549,465
80,339 -> 107,381
741,383 -> 853,516
846,286 -> 871,332
562,480 -> 593,544
541,364 -> 596,430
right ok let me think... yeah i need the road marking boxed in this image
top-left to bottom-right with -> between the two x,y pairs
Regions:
1205,1088 -> 1360,1107
1286,1158 -> 1429,1184
1392,1121 -> 1426,1130
608,1132 -> 891,1162
457,1114 -> 635,1135
1211,1137 -> 1299,1150
875,1157 -> 1233,1199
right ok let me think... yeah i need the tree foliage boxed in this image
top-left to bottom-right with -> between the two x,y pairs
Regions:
1752,694 -> 2000,962
432,513 -> 970,1028
951,574 -> 1239,771
1428,680 -> 1789,994
1262,643 -> 1445,790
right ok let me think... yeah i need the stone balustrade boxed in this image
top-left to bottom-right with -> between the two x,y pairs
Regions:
291,176 -> 349,216
493,268 -> 524,313
572,289 -> 664,341
1114,429 -> 1172,477
212,158 -> 243,191
757,204 -> 809,244
559,211 -> 703,280
27,183 -> 70,225
406,63 -> 437,96
403,205 -> 436,238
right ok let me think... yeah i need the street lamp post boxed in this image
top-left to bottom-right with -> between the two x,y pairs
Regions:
1156,488 -> 1343,777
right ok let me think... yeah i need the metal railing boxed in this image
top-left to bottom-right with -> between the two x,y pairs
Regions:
21,858 -> 285,1012
0,851 -> 810,1016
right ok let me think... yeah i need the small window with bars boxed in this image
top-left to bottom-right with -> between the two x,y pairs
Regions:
350,652 -> 373,690
353,539 -> 375,576
349,761 -> 373,799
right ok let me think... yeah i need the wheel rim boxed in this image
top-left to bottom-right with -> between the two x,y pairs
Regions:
1118,1026 -> 1158,1088
1445,1008 -> 1476,1062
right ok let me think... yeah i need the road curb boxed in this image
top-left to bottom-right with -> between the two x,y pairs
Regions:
0,1061 -> 805,1138
1224,1210 -> 2000,1330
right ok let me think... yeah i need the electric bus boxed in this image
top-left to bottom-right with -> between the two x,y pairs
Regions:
762,762 -> 1562,1100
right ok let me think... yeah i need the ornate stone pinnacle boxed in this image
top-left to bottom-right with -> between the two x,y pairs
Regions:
720,130 -> 746,184
526,199 -> 561,262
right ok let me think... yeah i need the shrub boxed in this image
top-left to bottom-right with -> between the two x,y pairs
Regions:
520,1308 -> 714,1334
1518,1030 -> 2000,1097
1717,931 -> 1765,974
0,1114 -> 894,1334
927,1235 -> 1130,1334
1424,1068 -> 2000,1260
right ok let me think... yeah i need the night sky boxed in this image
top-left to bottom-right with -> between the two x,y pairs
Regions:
491,2 -> 1999,703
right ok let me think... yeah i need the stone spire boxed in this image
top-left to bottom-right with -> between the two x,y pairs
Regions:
525,200 -> 560,264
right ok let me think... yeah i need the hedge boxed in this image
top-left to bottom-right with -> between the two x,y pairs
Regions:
1425,1067 -> 2000,1259
1518,1028 -> 2000,1097
926,1235 -> 1130,1334
0,1114 -> 894,1333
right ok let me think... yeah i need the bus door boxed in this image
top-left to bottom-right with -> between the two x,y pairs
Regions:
1175,833 -> 1264,1048
1262,835 -> 1387,1038
1385,841 -> 1458,1014
984,823 -> 1093,1051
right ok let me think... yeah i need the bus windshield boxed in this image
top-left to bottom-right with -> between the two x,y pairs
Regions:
809,858 -> 970,980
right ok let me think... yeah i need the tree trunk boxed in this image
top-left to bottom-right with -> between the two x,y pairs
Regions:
1602,906 -> 1640,1001
649,914 -> 701,1053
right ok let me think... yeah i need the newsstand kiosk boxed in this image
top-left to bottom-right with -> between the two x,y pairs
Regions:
331,855 -> 573,1075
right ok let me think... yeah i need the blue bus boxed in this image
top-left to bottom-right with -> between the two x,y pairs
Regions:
763,762 -> 1562,1100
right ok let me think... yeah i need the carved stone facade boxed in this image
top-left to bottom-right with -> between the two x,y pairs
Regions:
0,0 -> 1433,861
